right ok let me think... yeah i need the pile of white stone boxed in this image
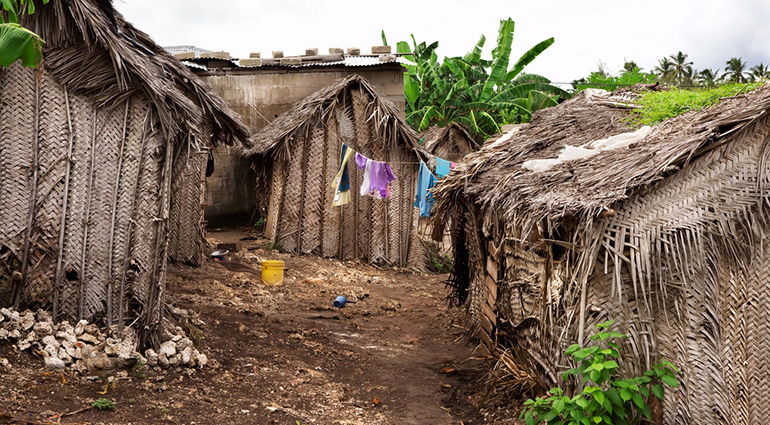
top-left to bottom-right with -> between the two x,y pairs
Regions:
0,307 -> 207,372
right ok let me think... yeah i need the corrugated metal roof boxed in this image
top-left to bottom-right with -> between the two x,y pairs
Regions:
182,54 -> 409,70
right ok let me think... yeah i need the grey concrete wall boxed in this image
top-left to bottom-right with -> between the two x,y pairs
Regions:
197,65 -> 406,227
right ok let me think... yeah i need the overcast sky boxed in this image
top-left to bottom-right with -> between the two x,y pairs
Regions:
115,0 -> 770,86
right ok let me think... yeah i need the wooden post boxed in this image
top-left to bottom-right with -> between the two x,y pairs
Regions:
78,110 -> 98,321
53,88 -> 75,324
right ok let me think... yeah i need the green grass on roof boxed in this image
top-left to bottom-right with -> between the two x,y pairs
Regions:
629,83 -> 764,126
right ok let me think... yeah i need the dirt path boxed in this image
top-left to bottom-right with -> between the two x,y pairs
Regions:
0,231 -> 493,424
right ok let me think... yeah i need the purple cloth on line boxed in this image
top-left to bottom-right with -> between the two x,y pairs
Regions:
355,152 -> 367,169
368,160 -> 397,198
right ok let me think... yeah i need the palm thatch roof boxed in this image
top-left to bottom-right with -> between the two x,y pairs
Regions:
420,123 -> 478,163
20,0 -> 250,146
434,84 -> 770,231
239,74 -> 420,162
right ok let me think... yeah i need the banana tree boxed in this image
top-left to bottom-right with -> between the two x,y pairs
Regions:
386,18 -> 569,143
0,0 -> 46,68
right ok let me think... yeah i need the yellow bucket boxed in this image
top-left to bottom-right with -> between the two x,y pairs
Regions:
261,260 -> 285,286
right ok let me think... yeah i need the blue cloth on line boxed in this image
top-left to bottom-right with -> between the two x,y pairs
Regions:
414,161 -> 437,217
435,158 -> 451,178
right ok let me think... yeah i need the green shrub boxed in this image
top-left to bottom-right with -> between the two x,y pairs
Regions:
520,320 -> 679,425
92,398 -> 115,411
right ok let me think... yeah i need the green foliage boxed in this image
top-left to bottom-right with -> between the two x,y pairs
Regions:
92,398 -> 116,411
254,217 -> 266,228
0,0 -> 47,68
572,67 -> 656,93
630,83 -> 762,126
520,320 -> 679,425
385,18 -> 568,142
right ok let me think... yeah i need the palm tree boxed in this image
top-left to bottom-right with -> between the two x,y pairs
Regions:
654,57 -> 675,84
750,63 -> 770,83
723,57 -> 748,84
668,51 -> 694,86
698,68 -> 720,88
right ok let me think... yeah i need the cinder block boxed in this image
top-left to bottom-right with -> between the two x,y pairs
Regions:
371,45 -> 391,54
305,48 -> 318,56
199,52 -> 212,59
280,57 -> 302,65
329,47 -> 344,54
173,52 -> 196,60
347,47 -> 361,55
239,58 -> 262,67
272,50 -> 284,58
213,51 -> 231,59
249,51 -> 261,58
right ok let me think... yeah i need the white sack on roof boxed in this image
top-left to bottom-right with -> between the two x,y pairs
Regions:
522,126 -> 652,173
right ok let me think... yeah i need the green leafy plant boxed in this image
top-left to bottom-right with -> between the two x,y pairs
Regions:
92,398 -> 116,411
520,320 -> 679,425
630,83 -> 762,126
384,18 -> 569,142
0,0 -> 47,68
254,217 -> 266,228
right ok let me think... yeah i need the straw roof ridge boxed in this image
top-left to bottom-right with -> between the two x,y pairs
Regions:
240,74 -> 420,159
20,0 -> 250,147
433,84 -> 770,227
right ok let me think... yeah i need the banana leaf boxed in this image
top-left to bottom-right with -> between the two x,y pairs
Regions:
0,22 -> 42,67
505,37 -> 555,81
462,35 -> 485,65
481,18 -> 514,102
1,0 -> 19,23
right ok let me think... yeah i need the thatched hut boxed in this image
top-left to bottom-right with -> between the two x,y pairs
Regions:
434,85 -> 770,424
420,123 -> 478,163
240,75 -> 424,265
0,0 -> 249,347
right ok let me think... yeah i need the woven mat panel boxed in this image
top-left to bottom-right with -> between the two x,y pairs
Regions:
339,111 -> 357,261
277,137 -> 305,254
266,159 -> 285,243
25,74 -> 69,306
742,240 -> 770,424
0,64 -> 34,268
464,207 -> 486,338
168,149 -> 206,265
321,118 -> 341,258
384,147 -> 403,265
719,261 -> 749,425
109,97 -> 151,317
405,160 -> 423,269
126,128 -> 164,311
354,88 -> 386,263
0,53 -> 10,305
352,90 -> 373,262
81,105 -> 122,319
499,243 -> 547,324
589,118 -> 770,424
300,127 -> 325,255
57,91 -> 95,321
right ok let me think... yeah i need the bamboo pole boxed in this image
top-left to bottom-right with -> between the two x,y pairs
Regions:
78,110 -> 98,321
53,87 -> 75,324
143,136 -> 176,347
105,101 -> 130,327
14,75 -> 40,309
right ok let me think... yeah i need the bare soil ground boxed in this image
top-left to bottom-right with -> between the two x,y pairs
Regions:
0,230 -> 519,424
